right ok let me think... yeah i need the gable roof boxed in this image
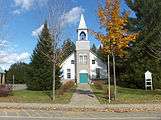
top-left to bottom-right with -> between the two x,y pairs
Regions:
89,50 -> 106,64
60,51 -> 75,67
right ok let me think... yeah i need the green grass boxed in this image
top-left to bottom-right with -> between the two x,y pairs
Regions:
91,84 -> 161,104
0,86 -> 76,104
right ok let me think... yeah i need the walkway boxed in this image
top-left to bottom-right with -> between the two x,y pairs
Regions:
70,84 -> 100,106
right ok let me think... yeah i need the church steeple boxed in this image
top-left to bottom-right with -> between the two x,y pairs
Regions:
78,14 -> 87,29
77,14 -> 88,41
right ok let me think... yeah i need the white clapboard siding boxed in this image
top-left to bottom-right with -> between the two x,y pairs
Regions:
61,53 -> 75,80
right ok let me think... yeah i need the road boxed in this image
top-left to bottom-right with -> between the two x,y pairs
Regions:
0,109 -> 161,120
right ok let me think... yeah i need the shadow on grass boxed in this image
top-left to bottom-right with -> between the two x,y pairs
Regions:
118,87 -> 161,96
42,86 -> 77,100
75,88 -> 105,98
43,91 -> 53,100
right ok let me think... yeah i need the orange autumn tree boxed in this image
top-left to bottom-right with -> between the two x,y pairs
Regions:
91,0 -> 138,101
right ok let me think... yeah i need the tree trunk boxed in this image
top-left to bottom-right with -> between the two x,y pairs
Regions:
108,54 -> 111,103
112,52 -> 117,100
52,61 -> 55,101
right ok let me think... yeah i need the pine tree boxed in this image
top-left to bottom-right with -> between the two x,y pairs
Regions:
60,39 -> 75,62
122,0 -> 161,89
26,21 -> 61,90
91,43 -> 97,53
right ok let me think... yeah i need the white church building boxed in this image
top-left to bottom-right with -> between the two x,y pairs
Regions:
61,14 -> 107,84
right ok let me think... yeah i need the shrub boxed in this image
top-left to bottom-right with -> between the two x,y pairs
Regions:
93,80 -> 104,90
0,84 -> 12,97
103,87 -> 114,99
58,81 -> 75,95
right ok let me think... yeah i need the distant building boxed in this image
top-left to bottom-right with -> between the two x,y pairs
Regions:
61,14 -> 107,84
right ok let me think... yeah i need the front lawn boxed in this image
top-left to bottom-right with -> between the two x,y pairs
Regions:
91,84 -> 161,104
0,86 -> 76,104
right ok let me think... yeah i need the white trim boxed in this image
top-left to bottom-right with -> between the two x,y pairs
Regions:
79,70 -> 88,73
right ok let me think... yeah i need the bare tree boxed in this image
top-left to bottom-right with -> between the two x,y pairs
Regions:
36,0 -> 71,101
48,0 -> 72,101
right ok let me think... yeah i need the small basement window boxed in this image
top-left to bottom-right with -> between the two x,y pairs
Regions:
71,60 -> 74,64
96,68 -> 100,79
92,60 -> 95,64
67,69 -> 71,79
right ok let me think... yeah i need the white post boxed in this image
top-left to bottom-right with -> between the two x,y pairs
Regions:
108,55 -> 111,103
145,77 -> 147,90
0,73 -> 1,85
2,73 -> 5,85
13,75 -> 15,90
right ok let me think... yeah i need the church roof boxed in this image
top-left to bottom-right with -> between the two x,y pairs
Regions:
78,14 -> 87,29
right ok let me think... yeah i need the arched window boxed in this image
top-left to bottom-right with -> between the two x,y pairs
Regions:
80,31 -> 86,40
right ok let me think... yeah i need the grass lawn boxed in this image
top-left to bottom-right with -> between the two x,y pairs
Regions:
91,85 -> 161,104
0,86 -> 76,104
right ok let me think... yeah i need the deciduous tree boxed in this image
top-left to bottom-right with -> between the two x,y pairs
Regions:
35,0 -> 71,100
91,0 -> 138,101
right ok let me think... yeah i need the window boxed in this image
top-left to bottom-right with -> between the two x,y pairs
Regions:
79,55 -> 83,64
71,60 -> 74,64
79,54 -> 88,64
96,68 -> 100,79
80,31 -> 86,40
92,60 -> 95,64
84,55 -> 87,64
67,69 -> 71,79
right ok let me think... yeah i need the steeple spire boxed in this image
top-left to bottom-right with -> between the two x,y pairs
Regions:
78,14 -> 87,29
77,14 -> 88,41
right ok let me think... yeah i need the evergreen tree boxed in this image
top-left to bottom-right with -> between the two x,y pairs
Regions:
91,43 -> 97,53
6,62 -> 28,84
97,45 -> 104,58
60,39 -> 75,62
121,0 -> 161,89
26,21 -> 61,90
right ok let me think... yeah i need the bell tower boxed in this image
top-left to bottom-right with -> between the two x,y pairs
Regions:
76,14 -> 90,84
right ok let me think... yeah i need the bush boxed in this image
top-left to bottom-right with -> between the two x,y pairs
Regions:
93,80 -> 104,90
0,84 -> 12,97
103,87 -> 114,99
58,81 -> 75,95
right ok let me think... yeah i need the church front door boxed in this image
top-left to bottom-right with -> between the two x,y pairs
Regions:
80,73 -> 88,83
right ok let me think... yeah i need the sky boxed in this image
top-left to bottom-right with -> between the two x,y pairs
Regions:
0,0 -> 135,70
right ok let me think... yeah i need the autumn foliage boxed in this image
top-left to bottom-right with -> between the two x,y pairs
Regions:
92,0 -> 138,57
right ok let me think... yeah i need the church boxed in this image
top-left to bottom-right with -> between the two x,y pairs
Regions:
61,14 -> 107,84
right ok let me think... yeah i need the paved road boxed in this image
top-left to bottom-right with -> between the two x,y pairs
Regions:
70,84 -> 100,105
0,109 -> 161,120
